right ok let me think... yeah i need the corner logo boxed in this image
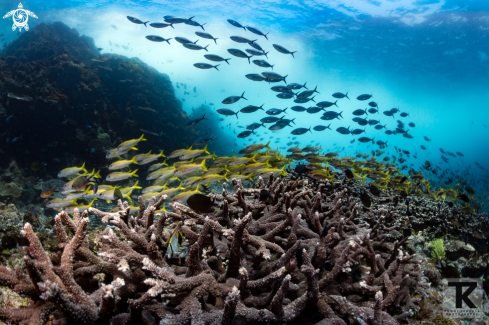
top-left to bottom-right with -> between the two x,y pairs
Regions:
3,3 -> 38,32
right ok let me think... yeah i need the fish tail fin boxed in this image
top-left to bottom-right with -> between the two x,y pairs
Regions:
346,92 -> 349,99
200,159 -> 207,172
311,96 -> 316,103
159,150 -> 166,157
81,162 -> 87,174
214,64 -> 220,70
124,189 -> 134,203
303,82 -> 308,89
202,113 -> 208,120
166,38 -> 172,45
203,144 -> 210,155
265,141 -> 271,149
139,134 -> 147,142
271,64 -> 274,70
224,58 -> 230,64
283,75 -> 287,84
283,107 -> 288,114
385,141 -> 388,147
201,23 -> 206,31
131,156 -> 139,164
143,21 -> 149,27
213,38 -> 218,45
291,51 -> 296,58
195,184 -> 202,194
247,174 -> 254,181
334,100 -> 338,107
204,45 -> 209,52
247,56 -> 251,64
361,174 -> 367,184
131,169 -> 139,178
266,159 -> 272,168
132,180 -> 142,190
264,33 -> 269,40
170,23 -> 174,29
88,199 -> 96,207
241,91 -> 246,100
223,172 -> 229,182
280,165 -> 287,177
264,51 -> 269,59
235,111 -> 239,119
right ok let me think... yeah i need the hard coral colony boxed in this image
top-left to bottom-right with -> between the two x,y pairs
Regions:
0,174 -> 430,324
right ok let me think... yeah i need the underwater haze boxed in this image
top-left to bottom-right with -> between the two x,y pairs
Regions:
5,0 -> 487,195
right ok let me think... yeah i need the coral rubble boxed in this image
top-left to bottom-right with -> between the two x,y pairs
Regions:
0,174 -> 430,324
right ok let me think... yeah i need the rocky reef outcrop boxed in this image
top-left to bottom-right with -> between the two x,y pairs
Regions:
0,22 -> 228,174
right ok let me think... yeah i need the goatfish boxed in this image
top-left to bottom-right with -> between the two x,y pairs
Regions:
228,173 -> 254,182
173,160 -> 207,177
147,167 -> 174,180
238,141 -> 271,154
240,160 -> 271,174
109,157 -> 138,170
148,161 -> 169,172
179,145 -> 210,160
60,199 -> 96,215
142,183 -> 168,194
117,134 -> 147,152
62,187 -> 92,201
168,146 -> 192,159
133,150 -> 153,162
199,173 -> 228,185
120,181 -> 142,194
228,155 -> 256,166
110,205 -> 140,214
153,172 -> 178,186
46,198 -> 78,208
171,185 -> 202,203
97,187 -> 133,203
106,170 -> 138,182
139,150 -> 166,165
142,182 -> 185,201
58,162 -> 87,178
194,153 -> 217,164
106,147 -> 134,159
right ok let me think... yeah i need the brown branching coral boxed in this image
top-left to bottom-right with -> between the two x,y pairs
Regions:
0,175 -> 428,324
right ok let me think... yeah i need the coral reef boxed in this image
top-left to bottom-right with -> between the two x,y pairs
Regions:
430,239 -> 446,261
0,22 -> 230,173
0,174 -> 430,324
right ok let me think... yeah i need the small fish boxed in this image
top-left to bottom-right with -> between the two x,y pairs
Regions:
12,136 -> 22,142
145,35 -> 172,44
127,16 -> 149,27
185,113 -> 208,127
58,162 -> 87,178
222,91 -> 247,104
196,31 -> 218,44
273,44 -> 296,58
258,189 -> 273,203
357,94 -> 372,101
187,193 -> 217,213
246,26 -> 268,39
41,187 -> 58,198
227,19 -> 246,30
194,63 -> 219,70
166,230 -> 184,258
106,170 -> 139,182
204,54 -> 230,64
149,22 -> 174,29
30,207 -> 38,219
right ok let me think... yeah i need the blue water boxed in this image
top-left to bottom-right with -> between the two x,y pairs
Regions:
1,0 -> 488,203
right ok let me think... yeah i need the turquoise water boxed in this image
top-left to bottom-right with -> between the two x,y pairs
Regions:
1,0 -> 488,203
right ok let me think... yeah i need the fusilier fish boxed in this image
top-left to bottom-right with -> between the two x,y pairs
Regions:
204,54 -> 231,64
194,63 -> 219,70
196,32 -> 218,44
273,44 -> 296,58
127,16 -> 149,27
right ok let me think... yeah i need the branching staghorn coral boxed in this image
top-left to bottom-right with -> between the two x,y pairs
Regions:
0,175 -> 429,324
